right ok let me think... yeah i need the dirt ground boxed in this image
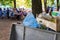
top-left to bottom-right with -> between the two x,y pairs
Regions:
0,19 -> 18,40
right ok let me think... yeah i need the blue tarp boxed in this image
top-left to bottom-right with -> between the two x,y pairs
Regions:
23,12 -> 39,28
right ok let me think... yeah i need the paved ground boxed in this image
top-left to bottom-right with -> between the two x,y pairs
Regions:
0,19 -> 18,40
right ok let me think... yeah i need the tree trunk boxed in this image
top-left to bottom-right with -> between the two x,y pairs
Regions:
14,0 -> 16,8
44,0 -> 47,12
32,0 -> 42,18
57,0 -> 59,11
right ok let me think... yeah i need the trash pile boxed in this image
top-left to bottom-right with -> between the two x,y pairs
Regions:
23,12 -> 55,32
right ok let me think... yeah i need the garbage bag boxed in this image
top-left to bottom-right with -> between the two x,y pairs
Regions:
23,12 -> 40,28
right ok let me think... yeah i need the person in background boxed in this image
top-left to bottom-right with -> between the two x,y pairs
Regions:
9,8 -> 14,18
0,8 -> 2,18
6,8 -> 10,19
46,6 -> 50,13
51,4 -> 56,11
23,9 -> 27,16
51,7 -> 58,17
2,8 -> 7,18
46,6 -> 53,16
16,8 -> 20,20
16,8 -> 19,13
13,8 -> 20,20
48,8 -> 53,16
19,8 -> 24,20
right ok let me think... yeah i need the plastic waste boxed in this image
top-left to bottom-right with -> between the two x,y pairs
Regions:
52,11 -> 58,16
23,12 -> 40,28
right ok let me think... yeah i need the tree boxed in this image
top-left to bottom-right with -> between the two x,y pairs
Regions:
47,0 -> 54,7
0,0 -> 13,5
0,0 -> 16,8
44,0 -> 47,12
32,0 -> 42,18
13,0 -> 16,8
57,0 -> 59,10
24,0 -> 32,8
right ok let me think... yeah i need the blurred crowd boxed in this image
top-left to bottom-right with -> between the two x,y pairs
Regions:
44,6 -> 60,16
0,8 -> 32,20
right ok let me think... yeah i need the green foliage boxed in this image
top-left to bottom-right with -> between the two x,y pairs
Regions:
0,0 -> 32,8
0,0 -> 14,7
59,0 -> 60,6
16,0 -> 32,8
47,0 -> 54,7
24,0 -> 32,8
